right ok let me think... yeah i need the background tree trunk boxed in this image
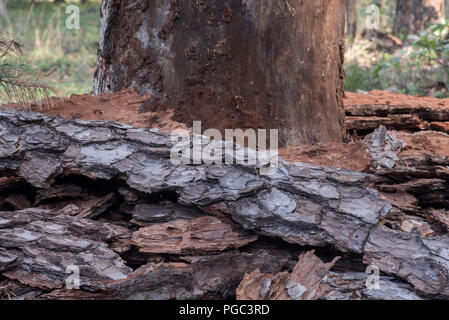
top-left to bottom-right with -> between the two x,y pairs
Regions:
0,0 -> 8,18
94,0 -> 346,147
394,0 -> 445,36
346,0 -> 357,40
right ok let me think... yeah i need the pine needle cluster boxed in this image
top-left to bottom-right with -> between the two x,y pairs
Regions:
0,34 -> 56,110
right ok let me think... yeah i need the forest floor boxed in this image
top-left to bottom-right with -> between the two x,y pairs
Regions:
3,88 -> 449,172
7,89 -> 449,129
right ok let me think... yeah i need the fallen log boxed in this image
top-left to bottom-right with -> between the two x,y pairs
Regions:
0,108 -> 448,299
236,250 -> 422,300
344,91 -> 449,136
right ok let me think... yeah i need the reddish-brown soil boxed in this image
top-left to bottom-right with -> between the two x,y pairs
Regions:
5,89 -> 448,129
397,130 -> 449,158
278,142 -> 373,172
1,88 -> 188,132
3,89 -> 449,171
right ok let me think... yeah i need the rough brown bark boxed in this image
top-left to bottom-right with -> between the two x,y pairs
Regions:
394,0 -> 445,36
94,0 -> 346,147
1,108 -> 449,299
237,251 -> 339,300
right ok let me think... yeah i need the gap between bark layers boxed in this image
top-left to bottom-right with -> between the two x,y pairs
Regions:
0,109 -> 448,299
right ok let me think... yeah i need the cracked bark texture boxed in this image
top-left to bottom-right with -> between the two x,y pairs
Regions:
0,109 -> 448,299
237,251 -> 339,300
0,208 -> 132,290
94,0 -> 345,147
132,216 -> 258,255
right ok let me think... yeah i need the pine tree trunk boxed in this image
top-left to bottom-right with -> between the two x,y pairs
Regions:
394,0 -> 445,36
94,0 -> 346,147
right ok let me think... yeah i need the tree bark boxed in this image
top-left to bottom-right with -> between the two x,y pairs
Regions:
1,109 -> 449,299
94,0 -> 346,147
394,0 -> 445,36
346,0 -> 357,39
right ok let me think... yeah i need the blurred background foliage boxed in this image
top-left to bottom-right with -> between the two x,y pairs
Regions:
345,0 -> 449,97
0,0 -> 101,97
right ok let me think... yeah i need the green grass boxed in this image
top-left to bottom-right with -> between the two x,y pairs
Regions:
1,0 -> 101,97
